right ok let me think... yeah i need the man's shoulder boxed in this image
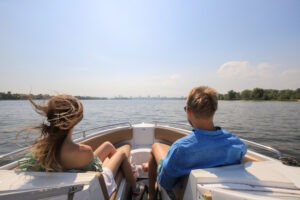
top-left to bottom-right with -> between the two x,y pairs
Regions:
174,133 -> 195,144
216,127 -> 240,138
218,129 -> 246,147
170,134 -> 196,151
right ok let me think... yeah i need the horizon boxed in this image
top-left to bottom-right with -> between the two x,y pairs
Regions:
1,0 -> 299,97
1,87 -> 298,99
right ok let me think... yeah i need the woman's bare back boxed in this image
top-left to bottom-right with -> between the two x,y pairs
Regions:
59,142 -> 94,170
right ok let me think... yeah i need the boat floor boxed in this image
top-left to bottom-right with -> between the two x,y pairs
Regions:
135,178 -> 150,200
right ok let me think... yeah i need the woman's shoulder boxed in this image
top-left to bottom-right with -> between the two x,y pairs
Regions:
67,144 -> 102,172
60,143 -> 94,169
76,144 -> 94,163
78,144 -> 93,152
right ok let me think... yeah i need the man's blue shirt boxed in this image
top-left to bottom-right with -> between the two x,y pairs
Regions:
157,127 -> 247,190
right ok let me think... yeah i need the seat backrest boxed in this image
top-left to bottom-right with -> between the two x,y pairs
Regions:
0,170 -> 105,200
95,171 -> 110,200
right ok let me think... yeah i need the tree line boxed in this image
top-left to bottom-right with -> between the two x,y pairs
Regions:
0,92 -> 51,100
218,88 -> 300,101
0,92 -> 106,100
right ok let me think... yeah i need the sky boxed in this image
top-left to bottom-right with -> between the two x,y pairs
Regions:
0,0 -> 299,97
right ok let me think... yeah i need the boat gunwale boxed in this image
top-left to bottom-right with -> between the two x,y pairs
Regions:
0,122 -> 284,166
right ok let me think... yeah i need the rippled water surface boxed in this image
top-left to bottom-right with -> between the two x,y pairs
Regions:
0,100 -> 299,162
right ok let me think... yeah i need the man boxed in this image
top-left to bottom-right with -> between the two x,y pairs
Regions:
144,86 -> 247,199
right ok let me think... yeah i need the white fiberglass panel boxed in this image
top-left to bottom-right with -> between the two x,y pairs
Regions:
132,123 -> 155,146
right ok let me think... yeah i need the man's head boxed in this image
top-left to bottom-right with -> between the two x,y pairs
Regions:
186,86 -> 218,120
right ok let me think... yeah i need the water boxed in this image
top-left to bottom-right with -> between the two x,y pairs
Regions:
0,100 -> 299,162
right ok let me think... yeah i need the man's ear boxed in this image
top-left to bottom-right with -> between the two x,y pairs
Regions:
186,107 -> 191,114
186,107 -> 193,118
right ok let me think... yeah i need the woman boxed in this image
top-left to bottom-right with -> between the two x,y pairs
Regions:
18,94 -> 140,196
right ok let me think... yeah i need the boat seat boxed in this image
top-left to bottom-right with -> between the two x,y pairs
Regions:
0,170 -> 105,199
8,144 -> 131,200
95,168 -> 125,200
183,161 -> 300,199
0,169 -> 125,200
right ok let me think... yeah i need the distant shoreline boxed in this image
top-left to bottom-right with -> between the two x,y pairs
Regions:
0,97 -> 186,101
0,97 -> 299,102
1,87 -> 299,101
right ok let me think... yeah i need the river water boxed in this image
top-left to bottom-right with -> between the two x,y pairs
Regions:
0,100 -> 299,163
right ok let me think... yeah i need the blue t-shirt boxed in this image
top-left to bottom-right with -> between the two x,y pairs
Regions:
157,127 -> 247,190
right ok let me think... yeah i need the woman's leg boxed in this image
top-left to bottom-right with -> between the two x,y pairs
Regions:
94,141 -> 117,162
103,149 -> 136,191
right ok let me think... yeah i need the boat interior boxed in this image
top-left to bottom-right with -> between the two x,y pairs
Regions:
0,123 -> 299,200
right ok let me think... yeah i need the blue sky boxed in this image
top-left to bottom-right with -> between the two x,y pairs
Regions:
1,0 -> 299,97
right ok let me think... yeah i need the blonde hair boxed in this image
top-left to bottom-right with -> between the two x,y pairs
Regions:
29,95 -> 83,171
186,86 -> 218,118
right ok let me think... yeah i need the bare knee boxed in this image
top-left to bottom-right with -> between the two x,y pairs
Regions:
114,150 -> 127,160
103,141 -> 117,152
103,150 -> 127,175
152,142 -> 161,149
119,150 -> 127,159
102,141 -> 114,148
152,143 -> 169,162
95,141 -> 117,160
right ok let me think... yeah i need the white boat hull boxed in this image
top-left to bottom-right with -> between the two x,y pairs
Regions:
0,122 -> 299,200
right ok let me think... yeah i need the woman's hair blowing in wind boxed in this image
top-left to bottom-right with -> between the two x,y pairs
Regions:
28,95 -> 83,171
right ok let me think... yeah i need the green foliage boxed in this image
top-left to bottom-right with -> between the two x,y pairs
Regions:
0,92 -> 51,100
0,92 -> 106,100
224,90 -> 240,100
241,89 -> 252,100
252,88 -> 264,100
218,88 -> 300,101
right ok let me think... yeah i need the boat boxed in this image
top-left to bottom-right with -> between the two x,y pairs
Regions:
0,122 -> 299,200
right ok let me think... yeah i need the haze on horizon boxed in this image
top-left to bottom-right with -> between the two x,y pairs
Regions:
0,0 -> 299,98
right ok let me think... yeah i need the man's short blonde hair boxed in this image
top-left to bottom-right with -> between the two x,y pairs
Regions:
186,86 -> 218,118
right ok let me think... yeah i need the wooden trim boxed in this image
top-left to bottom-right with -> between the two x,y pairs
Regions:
80,128 -> 133,150
96,172 -> 110,200
154,127 -> 188,144
109,170 -> 124,200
